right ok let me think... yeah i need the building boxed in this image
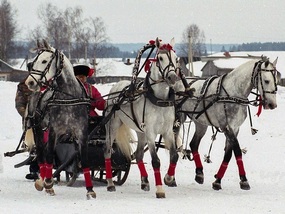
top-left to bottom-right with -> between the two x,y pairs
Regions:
0,59 -> 28,82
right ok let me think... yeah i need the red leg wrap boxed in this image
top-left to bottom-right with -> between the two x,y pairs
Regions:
216,162 -> 228,179
45,163 -> 53,179
167,163 -> 176,176
137,160 -> 148,177
154,168 -> 162,186
39,163 -> 46,179
105,158 -> 112,179
43,130 -> 49,144
83,168 -> 93,188
236,156 -> 246,176
192,151 -> 203,168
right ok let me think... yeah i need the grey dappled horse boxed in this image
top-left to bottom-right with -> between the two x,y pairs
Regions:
176,57 -> 279,190
104,38 -> 179,198
25,40 -> 96,199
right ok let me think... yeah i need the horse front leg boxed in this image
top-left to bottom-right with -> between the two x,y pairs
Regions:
136,133 -> 150,191
39,130 -> 55,195
148,142 -> 165,198
190,123 -> 207,184
33,127 -> 47,192
163,134 -> 178,187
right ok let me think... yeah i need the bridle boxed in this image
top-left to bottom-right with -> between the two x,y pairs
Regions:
147,45 -> 179,84
28,49 -> 64,89
251,59 -> 278,104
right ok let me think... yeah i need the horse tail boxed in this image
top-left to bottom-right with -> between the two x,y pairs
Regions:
24,128 -> 35,152
115,124 -> 134,160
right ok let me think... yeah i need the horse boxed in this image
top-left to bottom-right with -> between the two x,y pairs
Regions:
25,40 -> 96,199
103,38 -> 180,198
175,57 -> 279,190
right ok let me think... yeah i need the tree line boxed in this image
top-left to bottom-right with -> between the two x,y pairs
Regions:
226,42 -> 285,52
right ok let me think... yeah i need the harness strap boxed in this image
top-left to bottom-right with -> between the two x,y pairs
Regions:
143,72 -> 175,107
48,98 -> 90,106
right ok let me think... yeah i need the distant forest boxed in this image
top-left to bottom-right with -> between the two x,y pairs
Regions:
221,42 -> 285,52
9,41 -> 285,60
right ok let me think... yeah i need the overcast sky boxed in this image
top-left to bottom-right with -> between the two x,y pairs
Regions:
9,0 -> 285,44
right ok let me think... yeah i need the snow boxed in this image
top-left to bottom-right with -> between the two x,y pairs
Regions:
1,58 -> 285,214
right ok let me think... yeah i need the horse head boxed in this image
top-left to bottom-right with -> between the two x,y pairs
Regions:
253,57 -> 279,109
149,37 -> 179,87
25,39 -> 64,92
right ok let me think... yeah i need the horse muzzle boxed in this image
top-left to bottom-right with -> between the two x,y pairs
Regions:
25,78 -> 40,91
263,101 -> 277,110
166,71 -> 179,86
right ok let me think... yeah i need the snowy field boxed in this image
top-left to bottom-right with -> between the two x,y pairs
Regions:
1,54 -> 285,213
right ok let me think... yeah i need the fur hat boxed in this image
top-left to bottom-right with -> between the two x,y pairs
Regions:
73,65 -> 90,76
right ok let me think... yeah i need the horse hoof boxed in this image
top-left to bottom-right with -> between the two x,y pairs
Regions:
35,178 -> 44,191
44,178 -> 54,189
212,182 -> 222,190
107,186 -> 116,192
156,192 -> 166,198
195,173 -> 204,184
45,188 -> 55,196
141,183 -> 150,191
141,177 -> 150,191
240,181 -> 250,190
86,190 -> 96,199
164,175 -> 177,187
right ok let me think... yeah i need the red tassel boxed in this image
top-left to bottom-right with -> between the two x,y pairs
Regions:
256,96 -> 262,117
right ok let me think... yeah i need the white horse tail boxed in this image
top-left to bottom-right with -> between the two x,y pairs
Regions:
115,124 -> 135,160
24,128 -> 35,151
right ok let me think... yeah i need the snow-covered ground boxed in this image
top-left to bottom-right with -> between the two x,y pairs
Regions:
1,55 -> 285,213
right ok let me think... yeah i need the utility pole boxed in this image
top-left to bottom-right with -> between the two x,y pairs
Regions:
188,34 -> 194,76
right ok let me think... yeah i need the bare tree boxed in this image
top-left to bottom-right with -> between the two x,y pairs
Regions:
0,0 -> 17,62
30,3 -> 109,62
35,3 -> 69,51
180,24 -> 206,57
88,17 -> 109,58
63,6 -> 84,59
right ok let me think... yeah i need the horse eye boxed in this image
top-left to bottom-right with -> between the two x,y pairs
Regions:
264,80 -> 270,84
42,60 -> 48,64
159,56 -> 163,61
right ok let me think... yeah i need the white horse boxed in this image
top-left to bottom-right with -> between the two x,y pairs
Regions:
25,40 -> 96,199
175,57 -> 279,190
103,38 -> 179,198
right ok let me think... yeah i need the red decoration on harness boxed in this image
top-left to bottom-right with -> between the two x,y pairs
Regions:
149,40 -> 155,45
159,43 -> 174,52
144,59 -> 157,72
256,96 -> 262,117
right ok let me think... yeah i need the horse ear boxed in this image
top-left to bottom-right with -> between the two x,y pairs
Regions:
155,37 -> 161,48
272,57 -> 278,68
42,39 -> 51,50
170,37 -> 175,48
36,39 -> 42,49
